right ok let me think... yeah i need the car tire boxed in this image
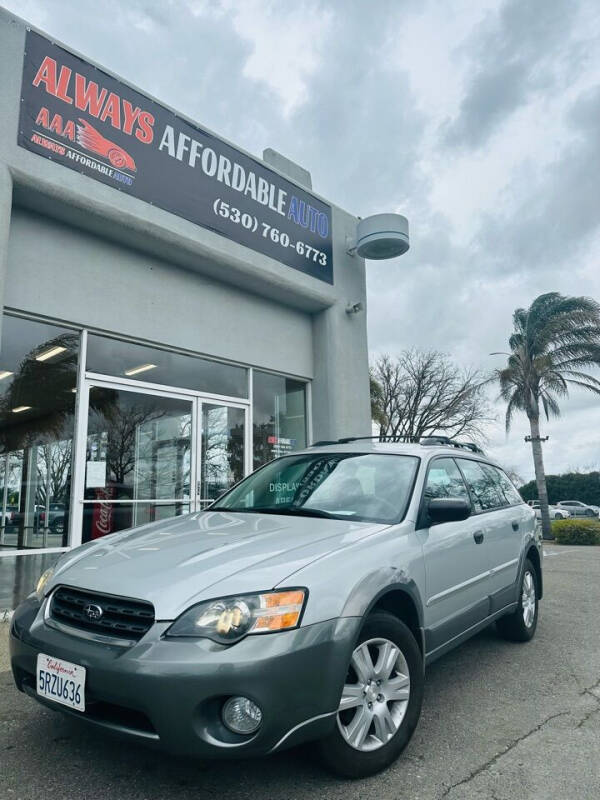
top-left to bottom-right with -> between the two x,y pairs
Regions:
496,559 -> 538,642
51,518 -> 65,535
315,611 -> 423,778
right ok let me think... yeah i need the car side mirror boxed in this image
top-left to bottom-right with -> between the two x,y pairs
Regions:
427,497 -> 471,523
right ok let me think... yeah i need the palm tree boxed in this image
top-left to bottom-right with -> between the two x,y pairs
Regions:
493,292 -> 600,539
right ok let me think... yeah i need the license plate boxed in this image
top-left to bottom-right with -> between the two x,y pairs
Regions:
36,653 -> 86,712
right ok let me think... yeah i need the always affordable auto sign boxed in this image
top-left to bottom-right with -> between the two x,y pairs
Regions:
18,30 -> 334,283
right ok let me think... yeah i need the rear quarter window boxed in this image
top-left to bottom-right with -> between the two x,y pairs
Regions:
455,458 -> 506,512
493,467 -> 524,506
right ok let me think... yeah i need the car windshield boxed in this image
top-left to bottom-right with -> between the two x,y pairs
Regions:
211,452 -> 420,524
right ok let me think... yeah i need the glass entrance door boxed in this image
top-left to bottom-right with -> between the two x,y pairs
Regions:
73,380 -> 248,543
199,403 -> 245,507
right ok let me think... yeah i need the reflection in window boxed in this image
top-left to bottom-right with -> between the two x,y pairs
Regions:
494,467 -> 523,505
87,335 -> 248,398
82,502 -> 190,541
83,388 -> 192,541
215,453 -> 419,524
201,404 -> 245,504
456,459 -> 505,511
0,315 -> 79,550
480,464 -> 509,509
425,458 -> 469,501
252,371 -> 306,468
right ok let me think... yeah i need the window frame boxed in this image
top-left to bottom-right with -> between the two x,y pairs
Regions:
0,311 -> 313,557
454,457 -> 522,515
417,455 -> 471,529
491,465 -> 525,507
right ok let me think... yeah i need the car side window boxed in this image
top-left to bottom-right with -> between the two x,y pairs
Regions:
456,459 -> 505,512
480,464 -> 510,508
493,467 -> 523,506
424,457 -> 470,501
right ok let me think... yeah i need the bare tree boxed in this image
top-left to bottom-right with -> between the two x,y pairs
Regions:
504,466 -> 526,489
372,350 -> 492,441
36,441 -> 72,504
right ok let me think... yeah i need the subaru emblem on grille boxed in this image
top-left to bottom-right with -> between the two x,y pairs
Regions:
84,603 -> 103,621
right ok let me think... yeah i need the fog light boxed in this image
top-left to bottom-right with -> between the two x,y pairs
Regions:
222,696 -> 262,734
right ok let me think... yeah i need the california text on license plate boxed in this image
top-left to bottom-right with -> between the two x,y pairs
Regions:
36,653 -> 86,712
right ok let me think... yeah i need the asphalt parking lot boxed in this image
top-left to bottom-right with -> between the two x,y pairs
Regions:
1,545 -> 599,800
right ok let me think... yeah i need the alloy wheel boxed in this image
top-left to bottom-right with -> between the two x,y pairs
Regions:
337,637 -> 410,752
522,570 -> 536,628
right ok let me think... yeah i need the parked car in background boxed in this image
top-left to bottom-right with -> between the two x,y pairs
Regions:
11,503 -> 67,534
39,503 -> 67,534
0,505 -> 18,527
526,500 -> 570,520
556,501 -> 599,518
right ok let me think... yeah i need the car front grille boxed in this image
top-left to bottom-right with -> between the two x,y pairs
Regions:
49,586 -> 155,641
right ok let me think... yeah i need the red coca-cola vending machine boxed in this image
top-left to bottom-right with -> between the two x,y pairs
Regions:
90,486 -> 115,540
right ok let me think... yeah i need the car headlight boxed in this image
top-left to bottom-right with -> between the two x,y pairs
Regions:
36,568 -> 55,600
166,589 -> 307,643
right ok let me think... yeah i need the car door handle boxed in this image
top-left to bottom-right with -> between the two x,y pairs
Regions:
473,530 -> 484,544
512,520 -> 519,531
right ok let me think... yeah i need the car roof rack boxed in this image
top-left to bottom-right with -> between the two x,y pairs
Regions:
337,435 -> 419,444
420,437 -> 484,454
309,434 -> 484,454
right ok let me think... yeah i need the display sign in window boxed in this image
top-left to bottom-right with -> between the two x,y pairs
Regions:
253,371 -> 306,468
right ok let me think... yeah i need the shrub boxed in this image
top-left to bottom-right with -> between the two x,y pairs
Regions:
551,518 -> 600,546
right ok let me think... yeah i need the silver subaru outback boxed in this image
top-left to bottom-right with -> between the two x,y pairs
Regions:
10,438 -> 541,778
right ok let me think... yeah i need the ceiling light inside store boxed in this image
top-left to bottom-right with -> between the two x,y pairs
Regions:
125,363 -> 157,376
0,370 -> 13,380
36,346 -> 67,362
12,406 -> 32,413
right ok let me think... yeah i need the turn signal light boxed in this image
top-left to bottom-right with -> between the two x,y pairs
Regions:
253,590 -> 306,632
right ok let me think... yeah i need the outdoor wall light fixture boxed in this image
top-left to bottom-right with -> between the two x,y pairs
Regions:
35,345 -> 67,362
346,302 -> 364,314
125,363 -> 157,376
346,213 -> 409,260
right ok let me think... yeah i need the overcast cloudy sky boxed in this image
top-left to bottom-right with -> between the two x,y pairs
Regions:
4,0 -> 600,482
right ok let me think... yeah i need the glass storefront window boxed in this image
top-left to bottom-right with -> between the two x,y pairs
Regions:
87,335 -> 248,398
0,315 -> 80,550
252,371 -> 306,468
83,387 -> 193,542
0,316 -> 310,555
82,501 -> 190,541
201,404 -> 245,504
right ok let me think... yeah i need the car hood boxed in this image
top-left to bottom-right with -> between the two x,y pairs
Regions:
47,511 -> 387,619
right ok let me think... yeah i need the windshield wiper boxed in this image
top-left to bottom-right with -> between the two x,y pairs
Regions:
274,507 -> 340,519
210,505 -> 340,519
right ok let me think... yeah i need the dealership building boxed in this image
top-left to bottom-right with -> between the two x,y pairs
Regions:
0,11 -> 411,610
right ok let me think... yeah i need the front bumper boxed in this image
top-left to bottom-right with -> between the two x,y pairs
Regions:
10,596 -> 361,758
